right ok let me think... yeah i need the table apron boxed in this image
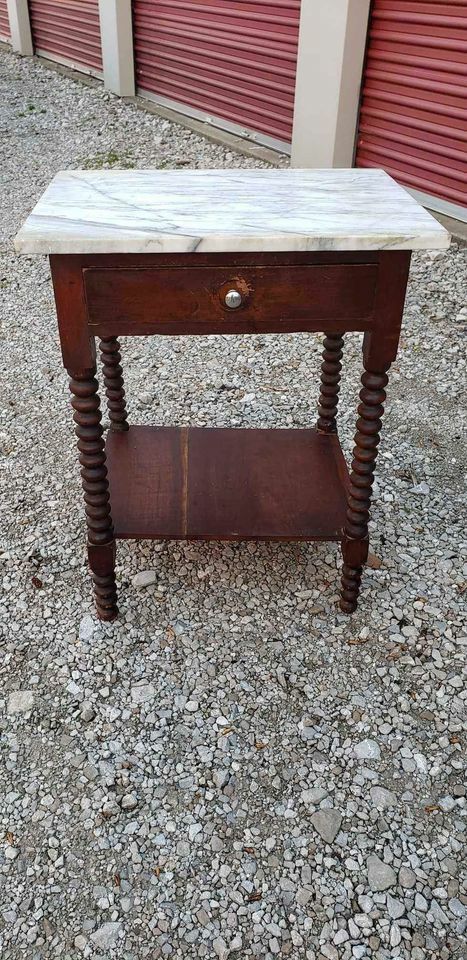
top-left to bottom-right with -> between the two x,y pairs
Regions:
49,250 -> 411,374
83,262 -> 378,336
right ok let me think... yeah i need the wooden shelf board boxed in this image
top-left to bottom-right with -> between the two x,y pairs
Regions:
105,425 -> 349,542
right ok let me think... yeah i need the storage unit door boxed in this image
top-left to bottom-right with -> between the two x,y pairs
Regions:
29,0 -> 103,75
356,0 -> 467,219
133,0 -> 301,150
0,0 -> 10,40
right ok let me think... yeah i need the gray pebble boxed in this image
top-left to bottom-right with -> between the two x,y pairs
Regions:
387,894 -> 405,919
7,690 -> 34,714
369,786 -> 396,809
399,867 -> 417,889
91,922 -> 122,949
132,569 -> 157,588
311,808 -> 342,843
354,739 -> 381,760
367,855 -> 396,891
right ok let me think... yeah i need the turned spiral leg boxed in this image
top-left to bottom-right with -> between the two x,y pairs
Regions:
99,337 -> 129,432
340,368 -> 389,614
317,333 -> 344,433
68,371 -> 118,621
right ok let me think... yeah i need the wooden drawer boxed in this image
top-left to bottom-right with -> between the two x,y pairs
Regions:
83,262 -> 378,335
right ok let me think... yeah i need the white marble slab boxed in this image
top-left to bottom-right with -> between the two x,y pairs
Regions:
14,168 -> 450,254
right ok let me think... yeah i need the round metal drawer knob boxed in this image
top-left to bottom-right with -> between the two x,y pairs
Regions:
224,289 -> 243,310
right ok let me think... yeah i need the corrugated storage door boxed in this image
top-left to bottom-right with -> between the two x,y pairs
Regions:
133,0 -> 301,150
0,0 -> 10,40
29,0 -> 103,75
356,0 -> 467,218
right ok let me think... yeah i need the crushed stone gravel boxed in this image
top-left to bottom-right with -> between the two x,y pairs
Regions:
0,48 -> 466,960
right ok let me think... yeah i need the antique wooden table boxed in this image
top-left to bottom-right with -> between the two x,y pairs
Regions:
15,169 -> 449,620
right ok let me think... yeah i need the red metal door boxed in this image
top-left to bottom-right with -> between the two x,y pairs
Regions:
133,0 -> 301,149
0,0 -> 10,39
356,0 -> 467,215
29,0 -> 103,74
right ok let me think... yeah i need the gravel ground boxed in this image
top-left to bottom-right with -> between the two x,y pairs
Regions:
1,48 -> 466,960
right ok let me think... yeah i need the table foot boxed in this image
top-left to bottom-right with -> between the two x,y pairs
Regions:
339,563 -> 362,613
93,572 -> 118,620
88,541 -> 118,620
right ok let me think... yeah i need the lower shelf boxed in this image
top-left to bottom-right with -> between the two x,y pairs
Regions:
105,425 -> 349,541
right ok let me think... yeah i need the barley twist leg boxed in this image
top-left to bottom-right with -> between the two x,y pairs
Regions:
317,333 -> 344,433
68,371 -> 118,620
340,368 -> 389,613
99,336 -> 129,432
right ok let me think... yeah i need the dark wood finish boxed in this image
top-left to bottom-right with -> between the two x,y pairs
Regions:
99,337 -> 129,432
363,251 -> 411,369
88,541 -> 117,621
68,371 -> 117,620
48,248 -> 412,617
50,255 -> 96,375
83,263 -> 378,336
105,426 -> 349,542
316,333 -> 344,433
340,369 -> 389,613
67,373 -> 113,547
339,251 -> 411,612
106,426 -> 185,539
64,250 -> 382,269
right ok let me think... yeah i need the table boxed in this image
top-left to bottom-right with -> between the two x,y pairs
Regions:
15,168 -> 449,620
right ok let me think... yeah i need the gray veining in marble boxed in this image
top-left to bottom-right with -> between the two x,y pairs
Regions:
14,168 -> 450,254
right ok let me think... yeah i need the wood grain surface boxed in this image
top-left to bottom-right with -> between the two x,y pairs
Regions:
84,261 -> 378,335
105,426 -> 349,541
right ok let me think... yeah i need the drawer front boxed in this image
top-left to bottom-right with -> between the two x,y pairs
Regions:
84,263 -> 378,335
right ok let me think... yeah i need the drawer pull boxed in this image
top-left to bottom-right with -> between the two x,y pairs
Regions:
224,288 -> 243,310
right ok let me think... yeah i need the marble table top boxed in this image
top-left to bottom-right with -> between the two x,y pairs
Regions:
14,168 -> 450,255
